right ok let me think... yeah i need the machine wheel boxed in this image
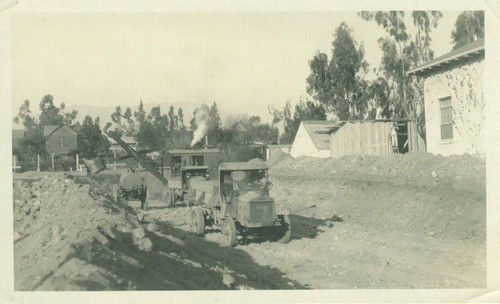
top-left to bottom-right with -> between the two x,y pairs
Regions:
222,217 -> 237,247
191,207 -> 205,236
164,188 -> 175,207
141,185 -> 149,211
277,214 -> 291,244
112,186 -> 119,201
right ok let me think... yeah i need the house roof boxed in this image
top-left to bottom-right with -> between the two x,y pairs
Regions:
43,125 -> 78,137
407,37 -> 485,76
301,121 -> 341,150
43,125 -> 61,137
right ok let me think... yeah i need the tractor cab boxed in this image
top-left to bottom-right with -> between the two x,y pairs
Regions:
218,160 -> 276,227
219,163 -> 273,203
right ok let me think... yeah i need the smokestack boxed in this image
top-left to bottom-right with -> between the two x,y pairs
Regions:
205,135 -> 208,149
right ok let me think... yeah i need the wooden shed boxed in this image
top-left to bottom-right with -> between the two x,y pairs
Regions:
329,120 -> 424,158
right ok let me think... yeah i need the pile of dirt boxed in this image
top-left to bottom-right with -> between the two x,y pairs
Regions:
13,172 -> 300,291
274,152 -> 484,179
269,152 -> 486,241
265,150 -> 292,167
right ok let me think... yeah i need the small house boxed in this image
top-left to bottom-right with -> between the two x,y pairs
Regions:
44,125 -> 78,155
407,38 -> 485,156
290,121 -> 340,158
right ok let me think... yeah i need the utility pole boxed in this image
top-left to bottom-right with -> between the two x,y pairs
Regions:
37,154 -> 40,172
51,153 -> 55,171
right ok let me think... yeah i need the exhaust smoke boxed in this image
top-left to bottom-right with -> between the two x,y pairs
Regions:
190,108 -> 209,147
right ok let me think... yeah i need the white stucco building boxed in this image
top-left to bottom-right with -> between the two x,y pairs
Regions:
407,38 -> 485,157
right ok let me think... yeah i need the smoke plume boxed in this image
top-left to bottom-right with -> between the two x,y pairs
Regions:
190,108 -> 209,147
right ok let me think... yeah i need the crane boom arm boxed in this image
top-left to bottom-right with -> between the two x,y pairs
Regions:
110,133 -> 168,186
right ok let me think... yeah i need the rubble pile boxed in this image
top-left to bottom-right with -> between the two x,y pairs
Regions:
13,173 -> 141,290
13,172 -> 300,291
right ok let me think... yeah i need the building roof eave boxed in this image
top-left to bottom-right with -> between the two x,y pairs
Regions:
406,38 -> 485,77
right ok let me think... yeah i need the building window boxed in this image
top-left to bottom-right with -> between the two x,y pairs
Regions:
59,137 -> 65,147
190,155 -> 204,166
440,97 -> 453,140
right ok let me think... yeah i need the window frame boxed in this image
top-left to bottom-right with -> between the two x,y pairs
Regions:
439,96 -> 453,141
190,155 -> 204,166
58,136 -> 66,148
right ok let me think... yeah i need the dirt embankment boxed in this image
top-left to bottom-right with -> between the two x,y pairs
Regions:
13,172 -> 301,291
270,152 -> 486,241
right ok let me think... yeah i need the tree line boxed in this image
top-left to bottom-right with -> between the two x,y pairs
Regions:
13,96 -> 280,164
271,10 -> 484,144
13,11 -> 484,164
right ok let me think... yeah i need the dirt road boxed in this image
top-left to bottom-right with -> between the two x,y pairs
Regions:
12,152 -> 486,290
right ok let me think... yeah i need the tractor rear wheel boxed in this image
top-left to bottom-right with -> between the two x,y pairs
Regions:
222,217 -> 237,247
191,207 -> 205,236
278,214 -> 291,243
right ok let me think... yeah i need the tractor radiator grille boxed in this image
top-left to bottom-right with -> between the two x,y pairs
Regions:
250,201 -> 274,224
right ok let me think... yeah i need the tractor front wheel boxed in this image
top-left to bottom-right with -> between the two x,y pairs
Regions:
164,188 -> 175,207
222,217 -> 237,247
191,207 -> 205,236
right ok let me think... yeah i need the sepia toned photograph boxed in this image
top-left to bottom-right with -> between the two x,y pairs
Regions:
3,1 -> 498,302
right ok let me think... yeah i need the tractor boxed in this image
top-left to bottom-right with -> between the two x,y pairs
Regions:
187,160 -> 291,247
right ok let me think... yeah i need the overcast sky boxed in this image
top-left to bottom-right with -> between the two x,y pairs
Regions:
11,11 -> 461,127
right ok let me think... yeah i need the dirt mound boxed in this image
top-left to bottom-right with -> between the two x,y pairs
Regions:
274,152 -> 484,179
270,152 -> 486,241
266,150 -> 292,167
13,173 -> 300,291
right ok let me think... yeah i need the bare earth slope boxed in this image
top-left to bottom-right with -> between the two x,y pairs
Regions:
13,152 -> 486,290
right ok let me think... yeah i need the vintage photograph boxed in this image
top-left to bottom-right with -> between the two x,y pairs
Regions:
9,9 -> 488,295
